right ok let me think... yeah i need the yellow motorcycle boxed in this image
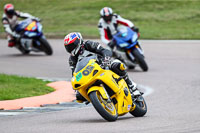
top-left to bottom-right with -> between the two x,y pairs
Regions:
71,56 -> 147,121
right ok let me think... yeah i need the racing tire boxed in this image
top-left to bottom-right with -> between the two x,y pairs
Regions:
39,37 -> 53,55
132,49 -> 148,71
89,91 -> 118,122
18,45 -> 30,55
129,96 -> 147,117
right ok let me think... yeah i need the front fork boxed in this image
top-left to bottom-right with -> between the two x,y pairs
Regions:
136,42 -> 144,55
127,43 -> 144,61
127,49 -> 135,61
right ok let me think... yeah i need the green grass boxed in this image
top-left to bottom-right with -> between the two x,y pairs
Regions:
0,74 -> 54,100
0,0 -> 200,39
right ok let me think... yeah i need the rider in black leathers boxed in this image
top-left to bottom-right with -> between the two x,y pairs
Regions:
64,32 -> 140,102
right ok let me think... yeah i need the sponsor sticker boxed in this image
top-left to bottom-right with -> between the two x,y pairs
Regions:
128,105 -> 131,110
70,33 -> 77,39
76,72 -> 82,82
82,65 -> 94,76
100,73 -> 104,76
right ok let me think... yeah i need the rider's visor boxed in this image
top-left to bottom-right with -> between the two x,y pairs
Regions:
65,39 -> 80,53
103,15 -> 112,23
6,9 -> 14,16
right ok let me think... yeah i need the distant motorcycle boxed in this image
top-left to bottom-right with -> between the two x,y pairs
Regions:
14,18 -> 53,55
111,25 -> 148,71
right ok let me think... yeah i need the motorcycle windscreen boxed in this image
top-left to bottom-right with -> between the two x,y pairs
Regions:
114,27 -> 138,49
74,56 -> 97,73
15,19 -> 32,33
114,28 -> 132,44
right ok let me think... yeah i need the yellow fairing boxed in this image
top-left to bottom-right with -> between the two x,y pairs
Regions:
113,79 -> 133,115
71,59 -> 134,115
87,86 -> 109,100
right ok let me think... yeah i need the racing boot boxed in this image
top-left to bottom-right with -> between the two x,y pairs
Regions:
111,60 -> 142,96
76,91 -> 87,103
8,40 -> 15,47
124,74 -> 142,97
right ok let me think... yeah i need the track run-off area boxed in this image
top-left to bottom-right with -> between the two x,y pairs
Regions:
0,39 -> 200,133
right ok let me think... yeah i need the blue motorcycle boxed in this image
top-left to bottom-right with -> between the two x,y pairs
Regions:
112,25 -> 148,71
14,18 -> 53,55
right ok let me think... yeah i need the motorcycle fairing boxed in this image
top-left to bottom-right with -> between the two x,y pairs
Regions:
15,19 -> 32,32
113,26 -> 138,49
72,57 -> 134,115
25,21 -> 37,31
87,86 -> 109,100
15,19 -> 43,38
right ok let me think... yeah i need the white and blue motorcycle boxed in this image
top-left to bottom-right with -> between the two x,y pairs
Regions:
14,18 -> 53,55
111,25 -> 148,71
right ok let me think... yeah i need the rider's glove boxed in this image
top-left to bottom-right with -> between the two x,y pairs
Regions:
13,32 -> 20,39
102,56 -> 111,68
131,27 -> 140,37
32,17 -> 41,22
107,41 -> 115,50
131,27 -> 139,33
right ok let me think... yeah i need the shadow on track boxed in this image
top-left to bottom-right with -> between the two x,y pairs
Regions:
127,69 -> 144,73
72,115 -> 146,123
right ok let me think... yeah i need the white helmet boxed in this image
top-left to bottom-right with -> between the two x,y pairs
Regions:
100,7 -> 113,23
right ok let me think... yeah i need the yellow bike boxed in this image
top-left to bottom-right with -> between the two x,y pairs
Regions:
71,56 -> 147,121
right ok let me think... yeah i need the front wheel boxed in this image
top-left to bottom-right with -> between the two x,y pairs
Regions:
39,37 -> 53,55
132,49 -> 148,71
129,95 -> 147,117
89,91 -> 118,122
17,45 -> 30,55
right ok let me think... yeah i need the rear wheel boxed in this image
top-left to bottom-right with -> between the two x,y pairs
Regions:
39,37 -> 53,55
132,49 -> 148,71
89,91 -> 118,122
129,95 -> 147,117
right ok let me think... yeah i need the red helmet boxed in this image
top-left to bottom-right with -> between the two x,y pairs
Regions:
4,4 -> 15,18
64,32 -> 83,56
100,7 -> 113,23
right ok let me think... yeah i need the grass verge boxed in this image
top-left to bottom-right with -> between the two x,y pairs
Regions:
0,74 -> 54,101
0,0 -> 200,39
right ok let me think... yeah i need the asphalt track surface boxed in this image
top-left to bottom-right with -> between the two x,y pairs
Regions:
0,39 -> 200,133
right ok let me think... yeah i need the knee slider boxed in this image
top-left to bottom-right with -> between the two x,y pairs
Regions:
119,63 -> 126,71
111,60 -> 126,76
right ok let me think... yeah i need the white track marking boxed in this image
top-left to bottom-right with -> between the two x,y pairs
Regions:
36,77 -> 155,97
138,84 -> 154,97
0,112 -> 26,116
